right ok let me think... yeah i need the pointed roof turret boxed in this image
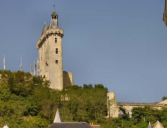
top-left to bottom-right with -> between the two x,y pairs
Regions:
153,121 -> 164,128
148,122 -> 152,128
48,11 -> 59,29
3,124 -> 9,128
53,109 -> 62,123
41,22 -> 47,36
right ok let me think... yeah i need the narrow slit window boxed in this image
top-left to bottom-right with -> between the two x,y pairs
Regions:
55,38 -> 57,43
55,60 -> 58,64
56,48 -> 58,54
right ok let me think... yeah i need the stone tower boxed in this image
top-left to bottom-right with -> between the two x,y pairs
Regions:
37,11 -> 64,90
107,92 -> 120,118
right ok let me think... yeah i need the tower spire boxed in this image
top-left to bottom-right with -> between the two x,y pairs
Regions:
3,55 -> 5,70
37,57 -> 39,76
34,61 -> 36,76
20,56 -> 22,71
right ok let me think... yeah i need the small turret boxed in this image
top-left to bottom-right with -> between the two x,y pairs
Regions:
48,11 -> 58,29
51,11 -> 58,19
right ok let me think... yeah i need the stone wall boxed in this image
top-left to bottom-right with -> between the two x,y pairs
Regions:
107,92 -> 165,118
63,71 -> 74,88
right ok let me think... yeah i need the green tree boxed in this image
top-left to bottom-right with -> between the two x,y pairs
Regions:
162,96 -> 167,101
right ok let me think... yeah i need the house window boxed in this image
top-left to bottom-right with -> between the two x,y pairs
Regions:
55,38 -> 57,43
55,60 -> 58,64
56,48 -> 58,54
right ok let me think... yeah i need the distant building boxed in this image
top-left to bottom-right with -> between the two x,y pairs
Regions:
48,109 -> 100,128
107,92 -> 167,118
157,99 -> 167,106
163,0 -> 167,26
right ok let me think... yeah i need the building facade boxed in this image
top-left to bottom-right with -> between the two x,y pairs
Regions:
37,11 -> 74,90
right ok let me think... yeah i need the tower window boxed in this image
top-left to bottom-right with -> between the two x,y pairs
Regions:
55,38 -> 57,43
56,48 -> 58,54
55,60 -> 58,64
52,16 -> 57,19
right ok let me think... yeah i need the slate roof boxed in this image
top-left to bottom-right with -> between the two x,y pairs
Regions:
52,11 -> 58,16
53,109 -> 62,123
47,122 -> 92,128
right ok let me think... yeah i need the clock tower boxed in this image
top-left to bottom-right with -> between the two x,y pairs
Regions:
37,10 -> 64,90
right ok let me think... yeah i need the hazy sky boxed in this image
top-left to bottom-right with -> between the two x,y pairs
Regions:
0,0 -> 167,103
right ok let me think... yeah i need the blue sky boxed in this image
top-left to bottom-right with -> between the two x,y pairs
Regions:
0,0 -> 167,103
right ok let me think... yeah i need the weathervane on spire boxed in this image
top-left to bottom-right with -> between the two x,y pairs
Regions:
53,5 -> 55,12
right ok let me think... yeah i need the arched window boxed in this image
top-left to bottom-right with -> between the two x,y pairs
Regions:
55,38 -> 57,43
55,60 -> 58,64
52,16 -> 57,19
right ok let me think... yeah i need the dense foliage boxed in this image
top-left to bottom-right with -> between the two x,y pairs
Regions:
0,70 -> 167,128
0,70 -> 108,128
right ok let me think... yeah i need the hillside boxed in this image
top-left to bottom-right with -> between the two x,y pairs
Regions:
0,70 -> 167,128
